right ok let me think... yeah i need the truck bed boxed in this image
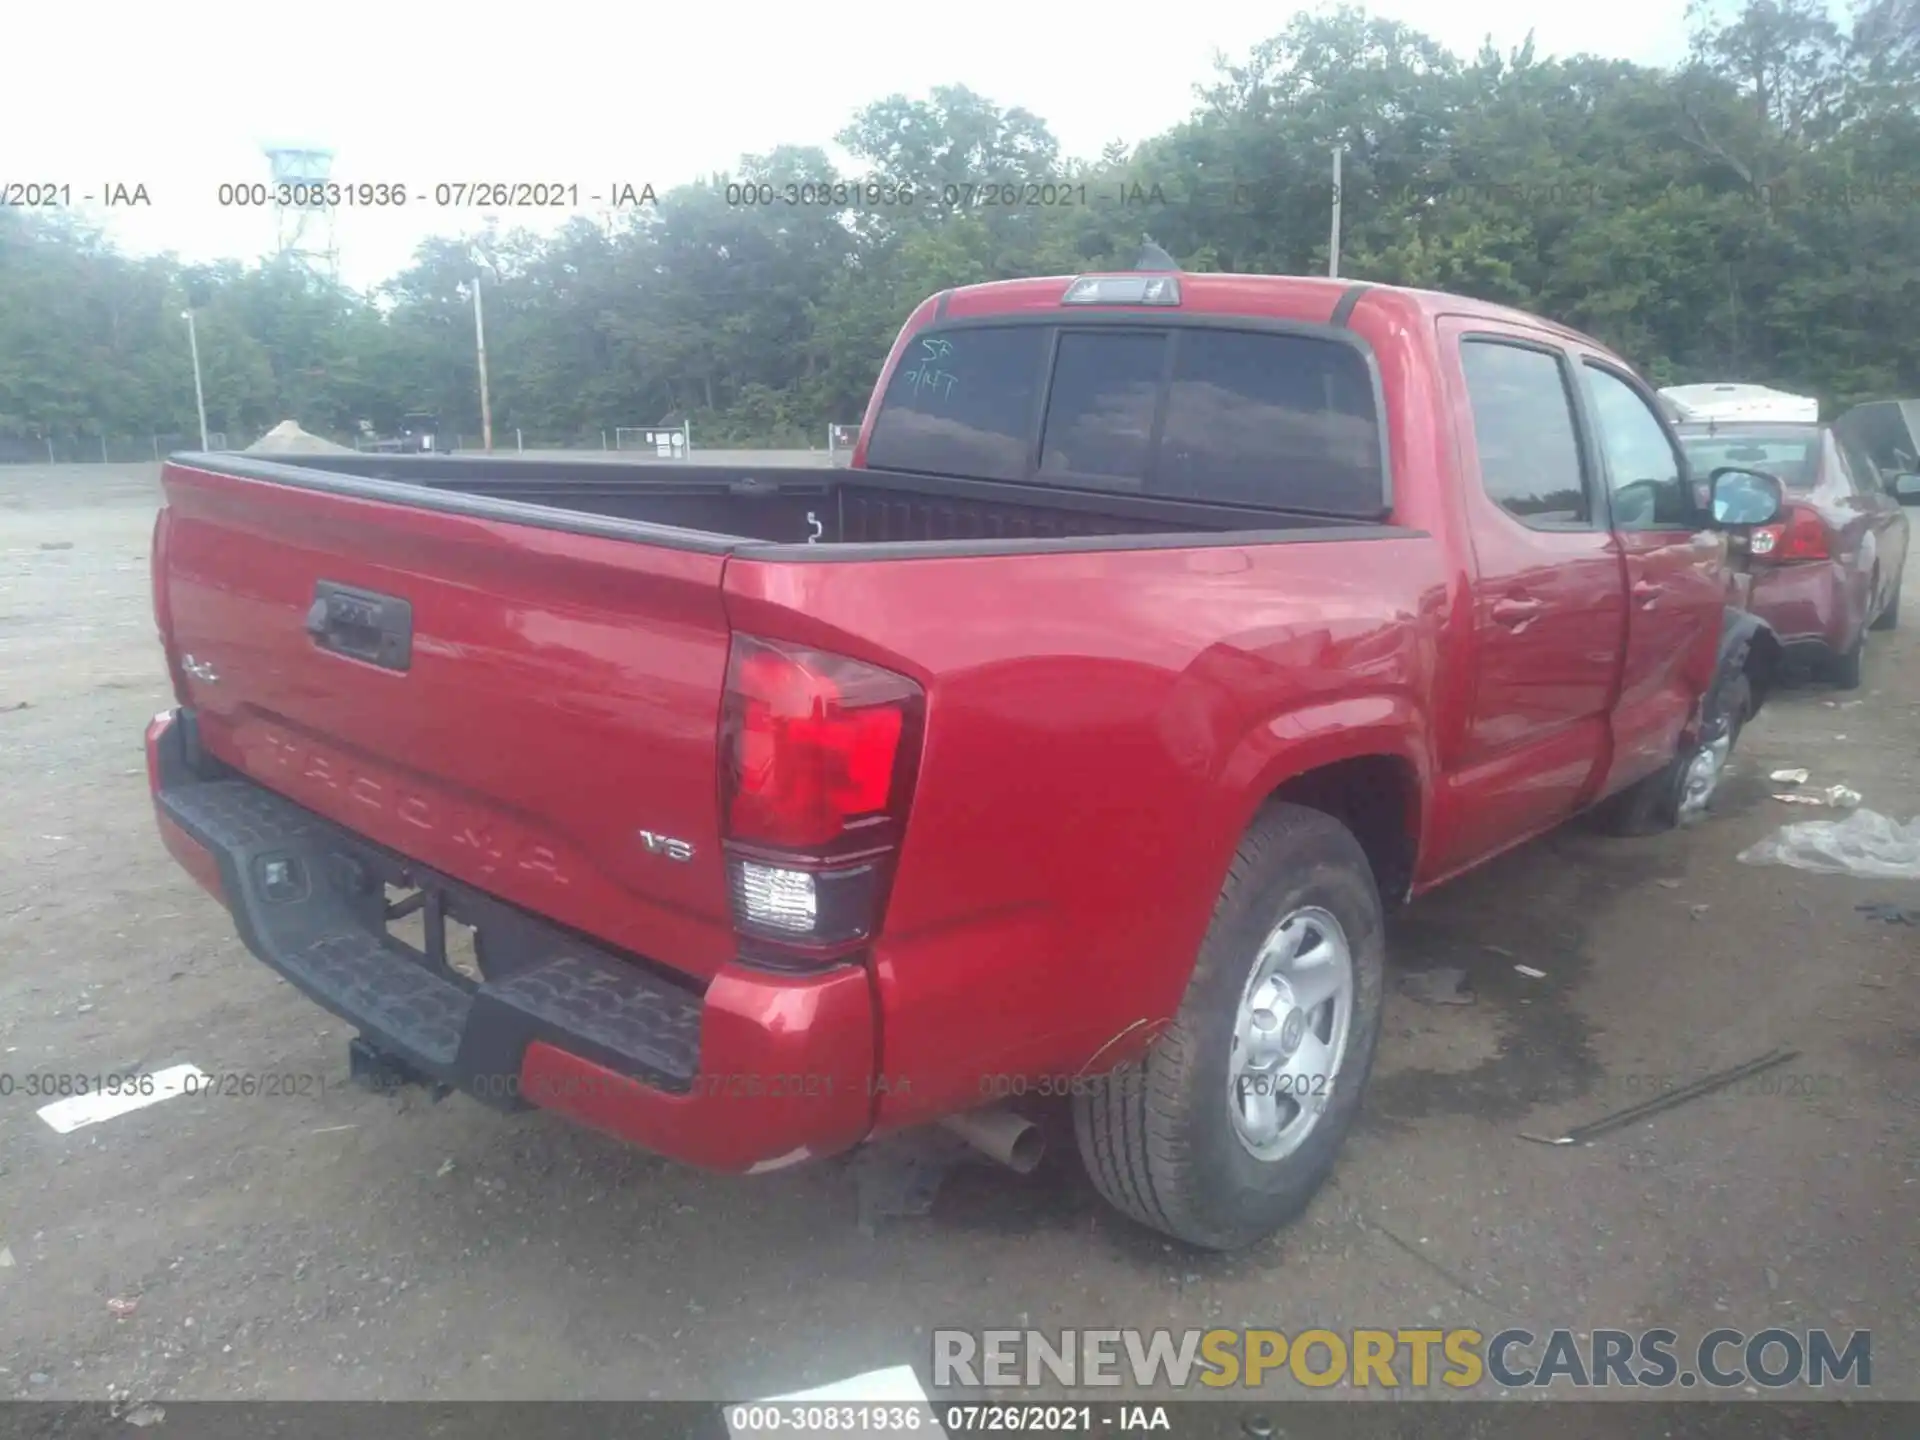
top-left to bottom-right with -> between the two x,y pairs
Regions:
201,452 -> 1375,552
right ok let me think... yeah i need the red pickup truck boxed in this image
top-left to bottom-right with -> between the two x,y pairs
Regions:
145,268 -> 1787,1250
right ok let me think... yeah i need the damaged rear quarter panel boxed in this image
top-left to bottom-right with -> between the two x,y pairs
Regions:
723,534 -> 1444,1130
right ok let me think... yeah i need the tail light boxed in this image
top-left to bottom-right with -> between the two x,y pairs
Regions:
1750,503 -> 1831,562
719,634 -> 924,967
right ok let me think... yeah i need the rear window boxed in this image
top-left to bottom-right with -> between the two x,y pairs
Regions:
865,323 -> 1385,517
1679,432 -> 1820,489
865,327 -> 1049,484
1039,331 -> 1163,483
1158,329 -> 1382,511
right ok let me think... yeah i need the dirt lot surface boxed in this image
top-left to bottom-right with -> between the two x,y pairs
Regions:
1,464 -> 1914,1411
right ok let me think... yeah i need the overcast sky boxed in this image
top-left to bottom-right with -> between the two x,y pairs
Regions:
8,0 -> 1709,292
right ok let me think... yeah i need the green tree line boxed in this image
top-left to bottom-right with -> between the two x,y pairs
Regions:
1,0 -> 1915,452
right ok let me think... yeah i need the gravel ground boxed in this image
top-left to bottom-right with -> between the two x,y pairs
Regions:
0,463 -> 1914,1408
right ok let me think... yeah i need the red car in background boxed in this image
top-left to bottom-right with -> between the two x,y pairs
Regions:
1676,421 -> 1909,689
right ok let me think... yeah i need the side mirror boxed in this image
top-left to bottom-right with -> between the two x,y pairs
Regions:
1894,472 -> 1920,504
1710,466 -> 1784,527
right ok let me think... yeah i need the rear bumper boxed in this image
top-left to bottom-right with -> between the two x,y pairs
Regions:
1749,563 -> 1852,655
145,709 -> 876,1172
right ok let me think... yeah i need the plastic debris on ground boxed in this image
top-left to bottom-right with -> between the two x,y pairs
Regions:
1737,809 -> 1920,880
1772,785 -> 1862,808
1766,768 -> 1858,807
1513,965 -> 1547,979
107,1296 -> 138,1318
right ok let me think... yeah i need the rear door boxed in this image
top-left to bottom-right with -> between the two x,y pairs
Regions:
159,460 -> 741,981
1575,359 -> 1725,794
1435,321 -> 1627,873
1832,433 -> 1909,624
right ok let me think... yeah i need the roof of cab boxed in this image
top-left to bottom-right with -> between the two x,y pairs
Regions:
931,271 -> 1612,353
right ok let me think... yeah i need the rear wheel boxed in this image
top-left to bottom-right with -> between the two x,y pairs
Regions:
1072,804 -> 1385,1250
1825,634 -> 1865,690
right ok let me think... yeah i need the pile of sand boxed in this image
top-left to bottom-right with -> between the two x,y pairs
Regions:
247,420 -> 354,454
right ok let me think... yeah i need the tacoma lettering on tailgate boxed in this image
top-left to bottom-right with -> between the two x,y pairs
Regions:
242,726 -> 570,887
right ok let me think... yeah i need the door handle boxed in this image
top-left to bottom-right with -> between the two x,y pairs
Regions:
1491,596 -> 1544,626
1633,581 -> 1664,606
306,581 -> 414,672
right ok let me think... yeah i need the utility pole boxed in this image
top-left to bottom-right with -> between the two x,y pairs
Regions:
473,275 -> 494,454
1329,145 -> 1344,280
182,309 -> 210,450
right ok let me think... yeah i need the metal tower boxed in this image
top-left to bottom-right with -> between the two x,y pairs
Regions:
263,145 -> 340,281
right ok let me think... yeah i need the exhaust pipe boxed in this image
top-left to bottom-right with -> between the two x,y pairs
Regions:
940,1106 -> 1046,1174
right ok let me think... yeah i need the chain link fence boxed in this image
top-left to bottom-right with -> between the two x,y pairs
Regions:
0,433 -> 237,465
465,430 -> 622,455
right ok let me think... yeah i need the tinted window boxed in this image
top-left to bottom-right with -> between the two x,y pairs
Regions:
1832,432 -> 1887,496
1039,331 -> 1166,484
865,322 -> 1387,515
865,326 -> 1047,482
1157,331 -> 1383,514
1584,364 -> 1691,529
1459,341 -> 1590,526
1836,401 -> 1920,477
1678,430 -> 1820,490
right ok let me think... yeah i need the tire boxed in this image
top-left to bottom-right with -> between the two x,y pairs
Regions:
1826,635 -> 1864,690
1592,765 -> 1670,837
1597,672 -> 1751,836
1870,577 -> 1899,632
1072,804 -> 1385,1251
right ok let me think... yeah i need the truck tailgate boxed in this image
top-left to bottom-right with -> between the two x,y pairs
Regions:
158,461 -> 739,983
